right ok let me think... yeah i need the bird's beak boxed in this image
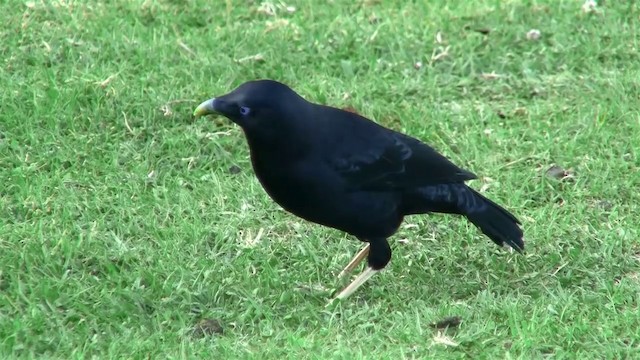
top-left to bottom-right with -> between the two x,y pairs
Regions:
193,98 -> 217,118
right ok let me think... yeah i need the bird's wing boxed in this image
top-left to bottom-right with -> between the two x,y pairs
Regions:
329,129 -> 477,191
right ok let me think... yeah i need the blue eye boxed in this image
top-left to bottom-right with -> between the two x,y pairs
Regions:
239,106 -> 251,116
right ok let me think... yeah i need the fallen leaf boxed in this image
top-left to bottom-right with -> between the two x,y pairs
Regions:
432,332 -> 459,347
192,318 -> 224,338
545,165 -> 575,182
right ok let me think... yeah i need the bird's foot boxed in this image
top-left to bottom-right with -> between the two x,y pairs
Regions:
326,266 -> 379,306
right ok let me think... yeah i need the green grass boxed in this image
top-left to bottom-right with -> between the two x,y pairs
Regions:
1,0 -> 639,358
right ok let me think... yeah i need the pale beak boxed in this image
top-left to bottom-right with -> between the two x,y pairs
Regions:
193,98 -> 217,118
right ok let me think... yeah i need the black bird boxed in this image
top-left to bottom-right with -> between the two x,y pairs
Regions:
194,80 -> 524,301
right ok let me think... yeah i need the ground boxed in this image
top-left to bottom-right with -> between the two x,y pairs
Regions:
1,0 -> 639,358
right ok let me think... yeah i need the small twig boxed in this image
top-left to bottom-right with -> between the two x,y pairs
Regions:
552,262 -> 569,276
165,99 -> 198,105
235,54 -> 265,63
97,74 -> 117,88
122,111 -> 134,135
429,45 -> 450,65
177,40 -> 195,57
497,156 -> 541,170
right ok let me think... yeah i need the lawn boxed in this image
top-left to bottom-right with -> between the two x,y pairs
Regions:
1,0 -> 639,358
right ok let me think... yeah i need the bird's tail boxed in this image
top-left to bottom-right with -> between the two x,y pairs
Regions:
463,187 -> 524,252
411,184 -> 524,252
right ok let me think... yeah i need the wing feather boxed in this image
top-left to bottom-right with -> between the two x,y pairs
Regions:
330,130 -> 476,191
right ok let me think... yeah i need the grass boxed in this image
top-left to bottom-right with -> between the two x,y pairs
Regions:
1,0 -> 639,358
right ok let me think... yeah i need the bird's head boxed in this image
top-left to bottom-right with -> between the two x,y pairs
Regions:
193,80 -> 307,137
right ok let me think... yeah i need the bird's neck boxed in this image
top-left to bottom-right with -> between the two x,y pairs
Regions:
242,117 -> 312,159
245,132 -> 308,162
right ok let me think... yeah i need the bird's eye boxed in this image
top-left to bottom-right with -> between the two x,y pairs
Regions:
239,106 -> 251,116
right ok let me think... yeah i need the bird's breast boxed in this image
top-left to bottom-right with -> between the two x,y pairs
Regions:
250,154 -> 334,213
249,154 -> 402,239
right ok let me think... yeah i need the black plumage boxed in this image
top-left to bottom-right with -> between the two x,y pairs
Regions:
194,80 -> 524,300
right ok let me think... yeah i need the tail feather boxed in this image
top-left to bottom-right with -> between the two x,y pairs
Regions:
408,184 -> 524,252
462,187 -> 524,252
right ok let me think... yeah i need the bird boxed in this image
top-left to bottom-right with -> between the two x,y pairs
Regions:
193,79 -> 524,302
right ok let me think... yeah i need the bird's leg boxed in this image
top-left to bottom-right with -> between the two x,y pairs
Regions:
337,243 -> 370,279
329,238 -> 391,303
333,266 -> 379,301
